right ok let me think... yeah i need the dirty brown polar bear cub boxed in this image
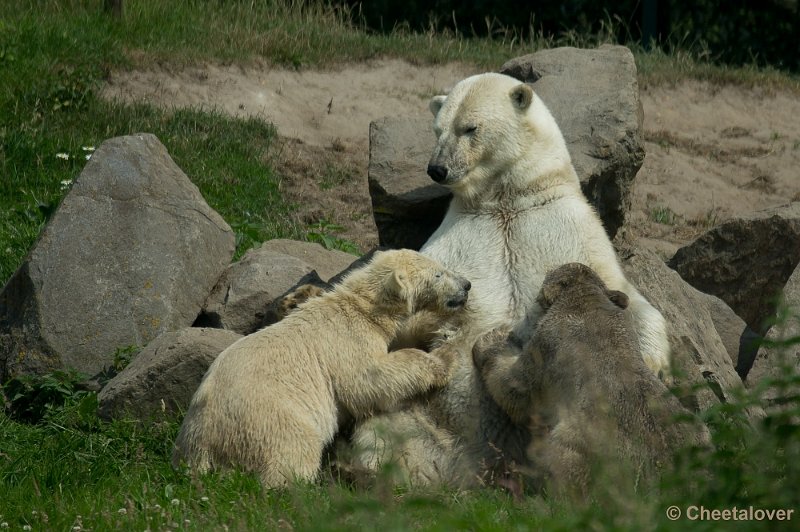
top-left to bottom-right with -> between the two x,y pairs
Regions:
350,73 -> 670,486
172,249 -> 471,488
472,263 -> 710,497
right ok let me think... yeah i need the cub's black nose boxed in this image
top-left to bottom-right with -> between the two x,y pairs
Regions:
427,164 -> 448,183
463,280 -> 471,292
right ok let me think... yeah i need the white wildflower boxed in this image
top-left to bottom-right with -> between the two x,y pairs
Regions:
72,526 -> 81,531
56,152 -> 69,160
184,520 -> 191,525
200,496 -> 209,503
118,508 -> 127,515
152,504 -> 161,510
81,146 -> 95,152
60,179 -> 73,191
23,526 -> 31,531
170,498 -> 180,507
85,154 -> 92,160
0,523 -> 8,529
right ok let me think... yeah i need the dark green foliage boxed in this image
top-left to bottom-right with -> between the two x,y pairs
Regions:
344,0 -> 800,72
2,369 -> 92,424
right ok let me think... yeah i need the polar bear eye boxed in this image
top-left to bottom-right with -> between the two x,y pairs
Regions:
463,125 -> 477,135
435,271 -> 443,279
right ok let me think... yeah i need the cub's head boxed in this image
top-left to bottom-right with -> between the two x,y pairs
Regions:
427,73 -> 570,203
537,263 -> 629,311
369,249 -> 471,316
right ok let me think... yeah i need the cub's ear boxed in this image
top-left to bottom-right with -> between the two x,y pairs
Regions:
429,95 -> 447,116
386,270 -> 414,312
510,84 -> 534,110
607,290 -> 629,309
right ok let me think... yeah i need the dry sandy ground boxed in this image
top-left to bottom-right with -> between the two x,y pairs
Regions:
102,59 -> 800,257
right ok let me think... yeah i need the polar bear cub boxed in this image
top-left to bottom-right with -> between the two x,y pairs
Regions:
473,263 -> 709,496
172,249 -> 471,488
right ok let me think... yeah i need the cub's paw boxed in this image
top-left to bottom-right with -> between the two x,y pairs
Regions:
277,284 -> 326,319
472,328 -> 512,369
428,345 -> 459,387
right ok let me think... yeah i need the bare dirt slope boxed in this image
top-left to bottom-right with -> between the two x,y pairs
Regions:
102,59 -> 800,256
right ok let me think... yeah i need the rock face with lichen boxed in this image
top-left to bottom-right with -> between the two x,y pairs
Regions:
0,134 -> 235,382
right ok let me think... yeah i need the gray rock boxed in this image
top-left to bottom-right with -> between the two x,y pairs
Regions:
368,45 -> 644,249
258,239 -> 357,282
668,203 -> 800,334
195,245 -> 317,335
746,265 -> 800,402
368,117 -> 452,249
501,45 -> 644,237
0,134 -> 235,382
97,327 -> 242,420
617,242 -> 761,421
704,293 -> 757,378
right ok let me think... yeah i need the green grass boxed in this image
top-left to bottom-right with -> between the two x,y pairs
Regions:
1,353 -> 799,530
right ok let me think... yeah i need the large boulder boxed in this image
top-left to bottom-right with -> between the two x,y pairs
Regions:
746,265 -> 800,402
617,241 -> 761,421
368,45 -> 644,249
0,134 -> 235,382
97,327 -> 242,420
368,117 -> 451,250
668,203 -> 800,334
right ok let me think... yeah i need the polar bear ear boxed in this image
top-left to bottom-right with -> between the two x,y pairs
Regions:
387,270 -> 414,312
429,95 -> 447,116
387,270 -> 410,298
510,84 -> 534,110
607,290 -> 629,309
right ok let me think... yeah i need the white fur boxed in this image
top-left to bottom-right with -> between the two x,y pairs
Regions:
351,73 -> 670,486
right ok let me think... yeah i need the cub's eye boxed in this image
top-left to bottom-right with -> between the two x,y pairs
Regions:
435,271 -> 443,279
463,125 -> 477,135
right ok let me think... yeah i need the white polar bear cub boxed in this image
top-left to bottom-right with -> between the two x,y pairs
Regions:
351,72 -> 670,486
172,249 -> 471,488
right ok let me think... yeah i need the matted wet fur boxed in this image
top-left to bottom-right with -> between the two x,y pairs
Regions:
473,263 -> 710,498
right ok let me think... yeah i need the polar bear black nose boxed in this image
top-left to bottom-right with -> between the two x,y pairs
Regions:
463,280 -> 471,292
427,164 -> 448,183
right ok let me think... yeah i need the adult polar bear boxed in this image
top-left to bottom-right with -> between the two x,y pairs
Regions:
350,72 -> 670,486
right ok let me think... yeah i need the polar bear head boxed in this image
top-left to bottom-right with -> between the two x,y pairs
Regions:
537,262 -> 629,311
427,73 -> 573,203
353,249 -> 471,316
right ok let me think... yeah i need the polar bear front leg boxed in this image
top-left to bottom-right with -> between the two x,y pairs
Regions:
339,348 -> 455,418
623,287 -> 672,381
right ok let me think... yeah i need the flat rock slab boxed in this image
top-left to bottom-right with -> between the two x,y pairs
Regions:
258,239 -> 357,282
369,45 -> 644,249
0,134 -> 235,382
98,327 -> 242,420
669,202 -> 800,334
